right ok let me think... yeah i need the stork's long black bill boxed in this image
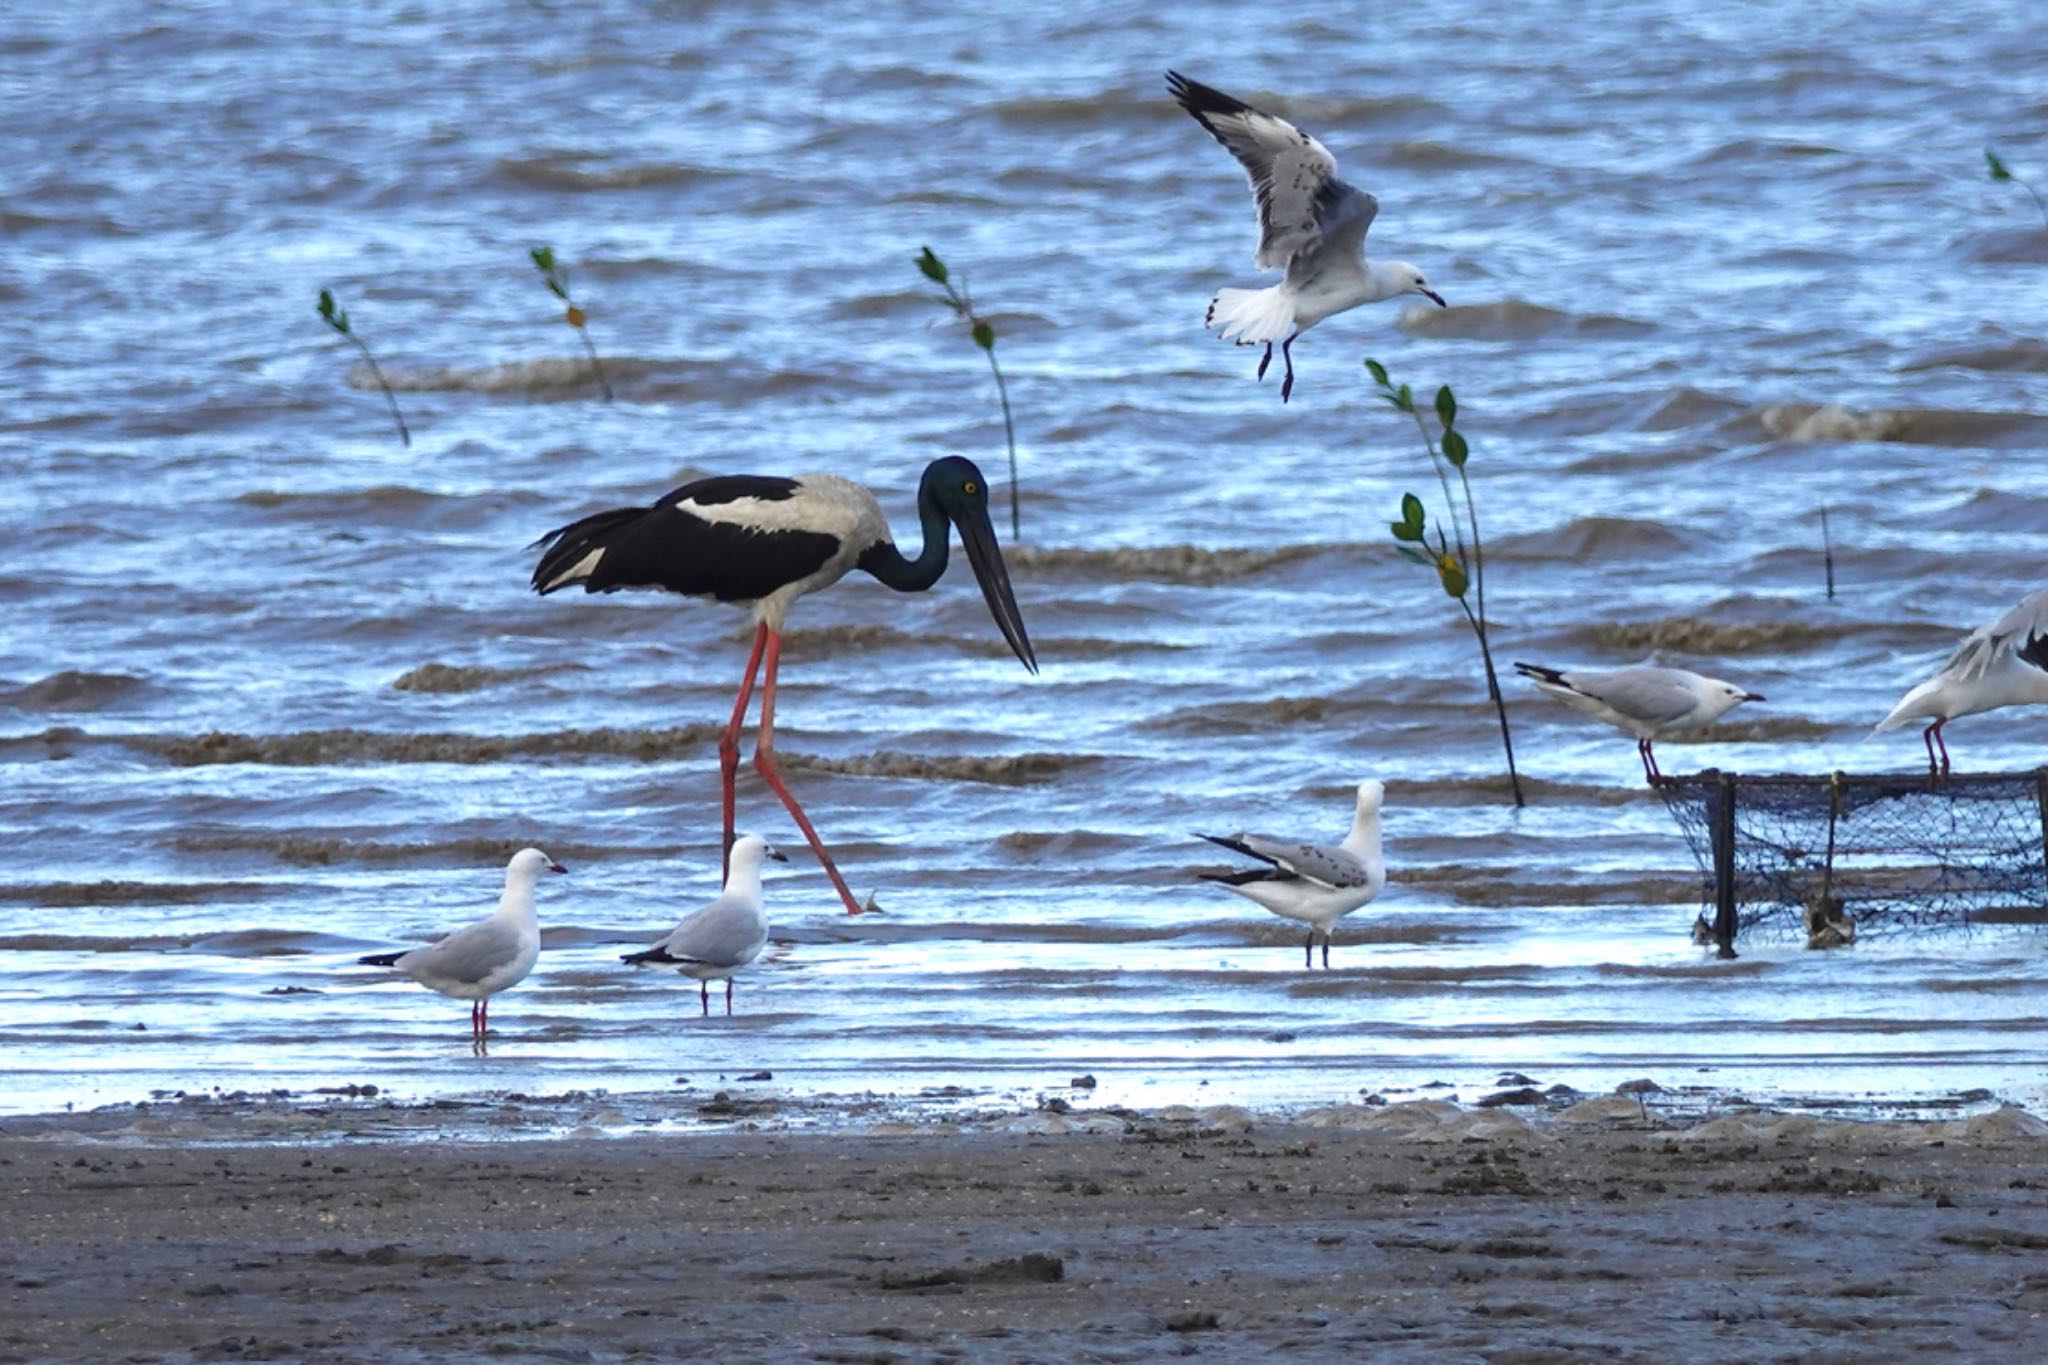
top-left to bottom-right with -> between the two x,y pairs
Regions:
952,502 -> 1037,674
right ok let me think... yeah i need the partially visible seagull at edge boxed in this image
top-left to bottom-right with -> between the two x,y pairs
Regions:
1167,70 -> 1446,403
622,834 -> 787,1017
357,847 -> 567,1046
1514,661 -> 1765,783
1874,586 -> 2048,778
1199,780 -> 1387,969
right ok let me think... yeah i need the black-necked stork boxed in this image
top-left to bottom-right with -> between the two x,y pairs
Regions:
531,456 -> 1036,915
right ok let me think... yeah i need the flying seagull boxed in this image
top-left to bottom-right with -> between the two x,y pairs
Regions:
1514,661 -> 1764,783
622,834 -> 787,1017
357,847 -> 567,1045
1167,70 -> 1445,402
1874,586 -> 2048,778
533,457 -> 1036,915
1199,780 -> 1387,968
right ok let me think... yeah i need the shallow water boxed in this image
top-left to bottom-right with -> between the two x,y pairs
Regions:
4,0 -> 2048,1121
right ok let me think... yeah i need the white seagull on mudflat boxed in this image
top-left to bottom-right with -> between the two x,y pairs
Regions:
532,456 -> 1036,917
1168,70 -> 1445,403
1874,587 -> 2048,778
622,834 -> 787,1017
1199,780 -> 1387,969
1514,661 -> 1764,783
357,847 -> 567,1044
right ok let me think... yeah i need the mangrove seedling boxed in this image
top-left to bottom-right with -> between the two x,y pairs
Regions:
1985,148 -> 2048,230
917,246 -> 1021,541
316,289 -> 410,447
531,245 -> 614,400
1372,358 -> 1524,807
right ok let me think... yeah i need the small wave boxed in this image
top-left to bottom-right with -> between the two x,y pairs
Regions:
494,155 -> 722,192
1901,338 -> 2048,374
392,662 -> 555,694
1008,542 -> 1342,584
988,90 -> 1156,126
1634,387 -> 1751,432
1756,402 -> 2048,447
170,834 -> 635,868
1391,775 -> 1651,808
1138,696 -> 1366,736
355,358 -> 613,395
0,928 -> 342,955
1397,299 -> 1654,342
1492,516 -> 1690,561
0,880 -> 281,907
1961,227 -> 2048,266
1576,617 -> 1846,656
133,725 -> 723,766
0,670 -> 147,712
1923,489 -> 2048,535
780,751 -> 1096,786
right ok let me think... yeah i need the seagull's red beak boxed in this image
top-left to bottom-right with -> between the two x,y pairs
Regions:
548,861 -> 569,874
1422,288 -> 1447,308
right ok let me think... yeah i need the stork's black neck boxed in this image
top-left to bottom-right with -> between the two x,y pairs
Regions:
856,487 -> 950,592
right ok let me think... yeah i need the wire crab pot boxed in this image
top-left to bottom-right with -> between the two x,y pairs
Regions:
1656,769 -> 2048,958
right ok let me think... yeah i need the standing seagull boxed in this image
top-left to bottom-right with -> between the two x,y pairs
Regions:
1168,70 -> 1446,403
1874,587 -> 2048,778
1514,661 -> 1764,783
532,456 -> 1036,915
622,834 -> 787,1017
356,847 -> 567,1045
1199,780 -> 1388,969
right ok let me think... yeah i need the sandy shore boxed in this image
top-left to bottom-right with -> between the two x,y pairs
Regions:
5,1099 -> 2047,1363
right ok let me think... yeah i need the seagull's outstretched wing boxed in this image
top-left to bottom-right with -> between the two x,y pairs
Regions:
1200,832 -> 1375,889
1943,587 -> 2048,682
1167,70 -> 1378,275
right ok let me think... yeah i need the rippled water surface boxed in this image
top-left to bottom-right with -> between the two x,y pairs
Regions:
5,0 -> 2048,1121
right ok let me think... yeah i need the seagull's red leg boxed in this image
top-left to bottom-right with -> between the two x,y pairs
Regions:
720,624 -> 771,880
1923,723 -> 1939,781
1279,333 -> 1299,403
1933,719 -> 1951,779
1256,343 -> 1273,381
752,630 -> 866,916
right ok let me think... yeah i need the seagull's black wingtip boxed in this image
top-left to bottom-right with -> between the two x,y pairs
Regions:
1164,70 -> 1252,119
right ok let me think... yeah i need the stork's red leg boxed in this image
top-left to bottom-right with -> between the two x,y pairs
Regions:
720,624 -> 771,880
1933,719 -> 1951,779
752,630 -> 867,915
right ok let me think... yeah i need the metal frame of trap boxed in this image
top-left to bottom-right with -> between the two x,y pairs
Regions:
1656,768 -> 2048,959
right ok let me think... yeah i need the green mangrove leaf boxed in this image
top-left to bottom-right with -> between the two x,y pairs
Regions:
1442,429 -> 1469,468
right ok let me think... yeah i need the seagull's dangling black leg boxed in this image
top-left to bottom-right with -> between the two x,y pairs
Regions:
1256,342 -> 1274,382
1304,929 -> 1314,970
1320,934 -> 1330,970
699,981 -> 710,1018
725,979 -> 735,1017
1278,333 -> 1299,403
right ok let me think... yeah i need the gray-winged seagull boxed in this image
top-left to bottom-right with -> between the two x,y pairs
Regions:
1200,780 -> 1387,969
622,834 -> 787,1016
1167,70 -> 1446,403
1514,661 -> 1764,783
357,847 -> 567,1044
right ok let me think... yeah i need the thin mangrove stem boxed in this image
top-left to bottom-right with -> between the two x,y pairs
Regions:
349,334 -> 410,447
984,348 -> 1020,542
1409,408 -> 1466,561
1460,596 -> 1525,807
576,327 -> 614,402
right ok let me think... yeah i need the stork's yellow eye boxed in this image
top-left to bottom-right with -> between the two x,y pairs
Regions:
962,481 -> 979,495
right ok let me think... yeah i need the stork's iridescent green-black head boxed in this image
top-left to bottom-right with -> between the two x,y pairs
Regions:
860,456 -> 1037,674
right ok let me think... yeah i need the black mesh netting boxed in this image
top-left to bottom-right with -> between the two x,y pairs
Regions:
1657,770 -> 2048,942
